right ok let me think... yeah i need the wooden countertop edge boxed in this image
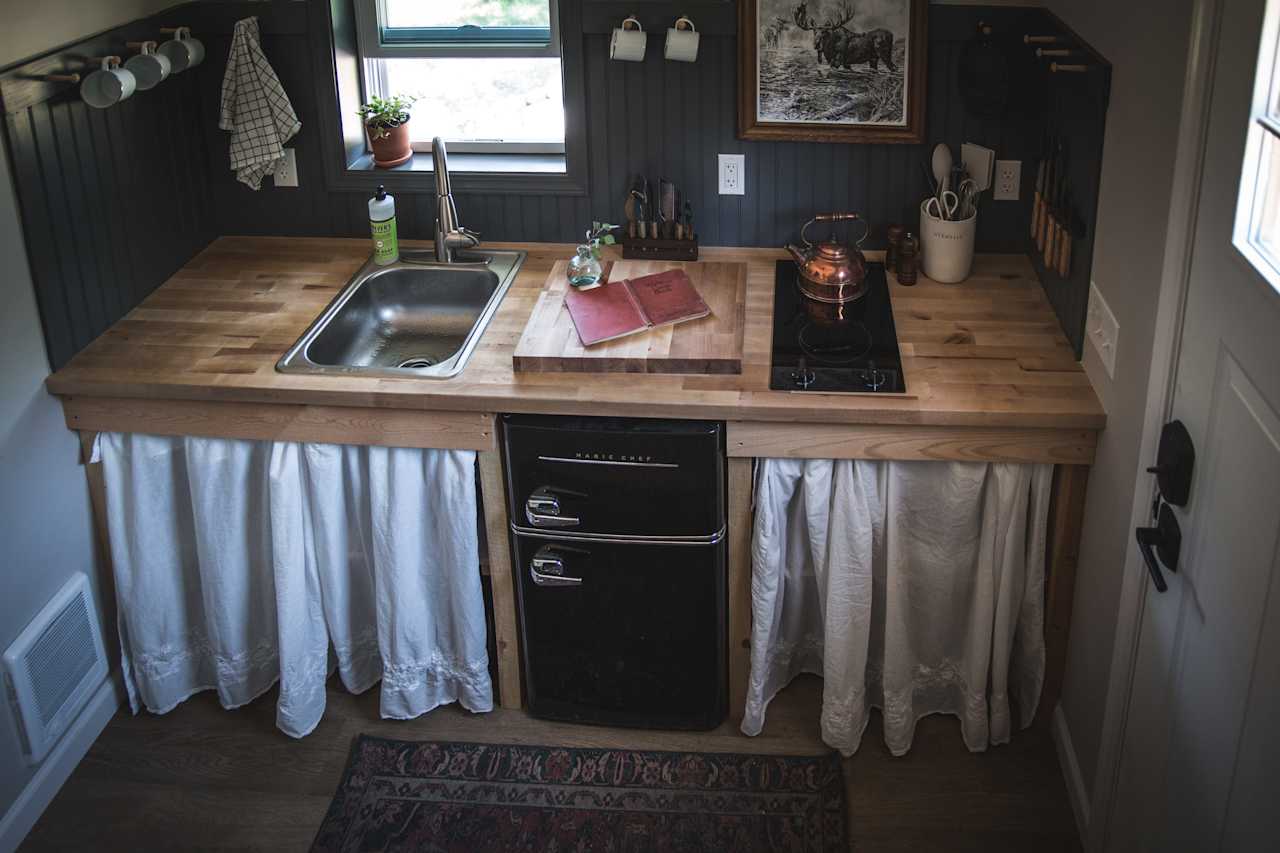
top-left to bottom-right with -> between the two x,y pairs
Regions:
61,395 -> 1097,465
48,379 -> 1106,431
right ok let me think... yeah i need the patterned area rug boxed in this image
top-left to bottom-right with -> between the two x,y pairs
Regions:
311,736 -> 847,852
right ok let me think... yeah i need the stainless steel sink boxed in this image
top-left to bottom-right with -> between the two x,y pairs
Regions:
276,249 -> 525,379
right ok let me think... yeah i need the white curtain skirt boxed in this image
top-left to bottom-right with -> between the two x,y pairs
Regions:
742,458 -> 1053,757
94,433 -> 493,738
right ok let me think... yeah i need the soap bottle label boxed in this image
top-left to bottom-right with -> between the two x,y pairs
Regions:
371,217 -> 398,265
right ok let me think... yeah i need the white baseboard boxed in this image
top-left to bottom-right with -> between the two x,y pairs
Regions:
1052,703 -> 1092,845
0,676 -> 122,853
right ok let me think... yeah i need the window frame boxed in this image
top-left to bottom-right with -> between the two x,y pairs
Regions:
1233,0 -> 1280,293
354,0 -> 561,59
315,0 -> 588,197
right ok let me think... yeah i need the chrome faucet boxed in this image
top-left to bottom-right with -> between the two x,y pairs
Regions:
432,137 -> 481,263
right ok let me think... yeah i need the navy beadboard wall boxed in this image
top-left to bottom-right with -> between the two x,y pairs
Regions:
202,1 -> 1050,253
1,17 -> 216,370
3,0 -> 1105,370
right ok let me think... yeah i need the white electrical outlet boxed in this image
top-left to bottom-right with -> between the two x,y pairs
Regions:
718,153 -> 745,195
1087,281 -> 1120,379
993,159 -> 1020,201
273,149 -> 299,187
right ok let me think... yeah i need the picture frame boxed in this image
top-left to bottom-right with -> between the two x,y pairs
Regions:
739,0 -> 928,144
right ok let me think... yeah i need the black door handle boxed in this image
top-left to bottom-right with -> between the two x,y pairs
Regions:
1136,527 -> 1169,593
1135,503 -> 1181,593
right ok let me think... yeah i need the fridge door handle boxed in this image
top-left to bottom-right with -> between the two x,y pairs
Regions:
525,487 -> 581,529
530,546 -> 584,587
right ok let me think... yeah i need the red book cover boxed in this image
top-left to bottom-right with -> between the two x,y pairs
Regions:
564,270 -> 711,347
563,280 -> 647,346
627,270 -> 712,327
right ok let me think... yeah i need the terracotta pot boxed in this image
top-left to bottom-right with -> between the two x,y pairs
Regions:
368,120 -> 412,168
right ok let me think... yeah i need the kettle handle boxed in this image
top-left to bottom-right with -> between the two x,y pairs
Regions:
800,213 -> 870,248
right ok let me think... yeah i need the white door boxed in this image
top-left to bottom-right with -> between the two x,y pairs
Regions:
1108,0 -> 1280,849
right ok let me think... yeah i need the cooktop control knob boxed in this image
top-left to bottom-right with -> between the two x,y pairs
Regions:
791,357 -> 816,390
862,360 -> 887,391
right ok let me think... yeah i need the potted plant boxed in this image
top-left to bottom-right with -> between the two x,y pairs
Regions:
357,94 -> 418,168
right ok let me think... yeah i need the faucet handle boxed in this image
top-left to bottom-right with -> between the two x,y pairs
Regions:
447,228 -> 481,249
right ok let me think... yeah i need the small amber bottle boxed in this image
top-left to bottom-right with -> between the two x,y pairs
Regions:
896,232 -> 920,285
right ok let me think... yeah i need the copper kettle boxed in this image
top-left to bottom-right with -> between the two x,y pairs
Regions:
786,213 -> 870,307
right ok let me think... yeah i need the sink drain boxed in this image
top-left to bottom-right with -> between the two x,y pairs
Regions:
397,356 -> 437,369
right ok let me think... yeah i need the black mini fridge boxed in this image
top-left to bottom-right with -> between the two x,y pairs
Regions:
501,414 -> 727,730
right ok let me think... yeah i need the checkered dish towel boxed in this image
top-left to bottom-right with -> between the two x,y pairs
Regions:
219,16 -> 301,190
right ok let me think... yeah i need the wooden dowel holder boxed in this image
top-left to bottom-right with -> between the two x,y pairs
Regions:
1024,35 -> 1060,44
1036,48 -> 1075,58
1050,63 -> 1090,73
39,73 -> 81,83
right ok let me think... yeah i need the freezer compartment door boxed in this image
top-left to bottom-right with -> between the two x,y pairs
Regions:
502,415 -> 725,539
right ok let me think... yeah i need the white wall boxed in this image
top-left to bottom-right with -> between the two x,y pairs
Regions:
0,0 -> 171,832
1042,0 -> 1194,802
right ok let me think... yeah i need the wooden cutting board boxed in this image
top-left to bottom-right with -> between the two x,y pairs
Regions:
512,260 -> 747,374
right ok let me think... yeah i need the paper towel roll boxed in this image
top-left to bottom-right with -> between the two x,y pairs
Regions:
610,18 -> 647,62
665,18 -> 699,62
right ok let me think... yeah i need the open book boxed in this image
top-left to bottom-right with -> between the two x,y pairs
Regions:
564,270 -> 712,346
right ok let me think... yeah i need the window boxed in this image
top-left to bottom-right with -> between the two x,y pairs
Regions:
1235,0 -> 1280,292
355,0 -> 566,155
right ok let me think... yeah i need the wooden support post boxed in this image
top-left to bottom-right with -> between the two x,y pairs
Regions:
78,431 -> 111,558
727,457 -> 753,724
478,447 -> 523,710
1037,463 -> 1090,727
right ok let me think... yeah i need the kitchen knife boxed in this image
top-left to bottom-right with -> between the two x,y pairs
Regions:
1031,134 -> 1047,239
1055,141 -> 1071,271
1057,178 -> 1073,277
1040,135 -> 1059,252
1044,139 -> 1064,269
660,179 -> 676,239
1043,150 -> 1057,267
1036,136 -> 1052,252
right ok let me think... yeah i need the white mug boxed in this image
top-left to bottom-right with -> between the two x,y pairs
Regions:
125,41 -> 171,90
665,17 -> 699,62
80,56 -> 136,109
158,27 -> 205,74
610,17 -> 646,62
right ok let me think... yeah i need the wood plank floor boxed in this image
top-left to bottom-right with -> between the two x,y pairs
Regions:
21,676 -> 1081,852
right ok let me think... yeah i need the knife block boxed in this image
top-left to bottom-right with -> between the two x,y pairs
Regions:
620,235 -> 699,261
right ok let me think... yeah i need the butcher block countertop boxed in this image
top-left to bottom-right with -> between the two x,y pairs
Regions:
45,237 -> 1105,435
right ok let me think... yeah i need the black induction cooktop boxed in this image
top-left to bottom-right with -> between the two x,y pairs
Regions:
770,261 -> 906,394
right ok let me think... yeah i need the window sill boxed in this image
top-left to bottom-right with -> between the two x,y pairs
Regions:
332,151 -> 584,195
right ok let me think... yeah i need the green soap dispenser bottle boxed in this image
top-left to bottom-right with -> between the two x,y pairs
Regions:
368,185 -> 398,265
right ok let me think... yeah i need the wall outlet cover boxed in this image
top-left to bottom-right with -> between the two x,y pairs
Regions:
993,159 -> 1020,201
1087,281 -> 1120,379
273,149 -> 299,188
718,153 -> 745,195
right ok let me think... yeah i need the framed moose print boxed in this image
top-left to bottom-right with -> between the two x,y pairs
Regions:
739,0 -> 927,143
